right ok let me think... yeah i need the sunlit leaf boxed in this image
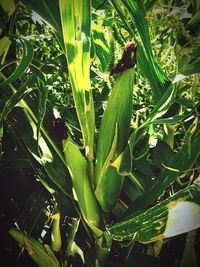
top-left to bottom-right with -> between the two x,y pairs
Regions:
111,0 -> 170,100
108,177 -> 200,242
0,38 -> 34,88
9,228 -> 60,267
1,76 -> 35,120
125,128 -> 200,215
59,0 -> 95,158
63,137 -> 101,229
0,36 -> 11,57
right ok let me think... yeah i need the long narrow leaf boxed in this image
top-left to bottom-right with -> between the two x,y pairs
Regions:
0,0 -> 15,18
59,0 -> 95,159
21,0 -> 64,49
8,107 -> 72,198
92,22 -> 110,72
1,69 -> 48,147
121,0 -> 153,59
95,67 -> 135,211
121,0 -> 170,97
180,62 -> 200,76
0,36 -> 12,57
1,76 -> 35,120
51,212 -> 61,252
0,75 -> 35,138
113,84 -> 176,171
63,137 -> 101,229
125,128 -> 200,216
0,39 -> 34,88
0,72 -> 73,198
126,84 -> 176,157
149,109 -> 195,125
9,228 -> 60,267
141,85 -> 176,128
111,0 -> 170,100
108,177 -> 200,242
36,75 -> 48,143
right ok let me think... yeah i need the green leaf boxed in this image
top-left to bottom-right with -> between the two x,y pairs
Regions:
95,232 -> 112,265
0,70 -> 47,147
0,0 -> 15,17
122,176 -> 144,202
36,75 -> 48,143
63,137 -> 101,229
0,76 -> 35,138
136,44 -> 170,101
111,0 -> 170,100
16,188 -> 51,237
92,22 -> 110,72
0,38 -> 34,88
124,84 -> 175,158
179,230 -> 197,267
132,132 -> 152,160
141,85 -> 176,127
186,9 -> 200,34
21,0 -> 64,49
144,0 -> 157,12
0,36 -> 11,57
111,86 -> 175,184
7,105 -> 72,198
92,0 -> 112,10
0,69 -> 73,199
111,144 -> 132,176
95,68 -> 135,211
65,218 -> 80,257
95,68 -> 134,183
95,166 -> 125,212
180,62 -> 200,76
121,0 -> 153,61
125,128 -> 200,215
132,158 -> 155,179
59,0 -> 95,159
152,139 -> 174,169
108,177 -> 200,242
51,212 -> 61,252
1,76 -> 35,120
149,109 -> 195,125
9,228 -> 60,267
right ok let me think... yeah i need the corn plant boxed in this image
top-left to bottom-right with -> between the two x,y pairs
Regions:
0,0 -> 200,266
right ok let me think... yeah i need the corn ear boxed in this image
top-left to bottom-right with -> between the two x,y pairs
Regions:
51,212 -> 61,252
9,228 -> 60,267
63,137 -> 101,228
95,67 -> 135,212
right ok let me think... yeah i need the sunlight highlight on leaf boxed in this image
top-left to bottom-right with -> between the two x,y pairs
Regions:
59,0 -> 95,158
0,38 -> 34,88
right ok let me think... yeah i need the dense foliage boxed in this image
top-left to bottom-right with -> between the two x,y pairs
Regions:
0,0 -> 200,266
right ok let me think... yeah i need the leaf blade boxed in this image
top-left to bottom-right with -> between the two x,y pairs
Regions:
0,39 -> 34,88
108,177 -> 200,242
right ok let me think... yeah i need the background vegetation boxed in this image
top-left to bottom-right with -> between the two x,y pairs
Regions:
0,0 -> 200,266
